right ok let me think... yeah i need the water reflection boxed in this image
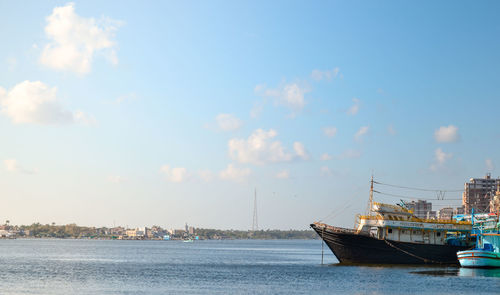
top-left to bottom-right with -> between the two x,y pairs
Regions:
459,268 -> 500,278
413,267 -> 500,278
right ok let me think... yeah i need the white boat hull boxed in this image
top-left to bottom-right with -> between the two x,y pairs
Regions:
457,250 -> 500,268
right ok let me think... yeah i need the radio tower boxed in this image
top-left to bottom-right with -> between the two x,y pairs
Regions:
252,188 -> 258,231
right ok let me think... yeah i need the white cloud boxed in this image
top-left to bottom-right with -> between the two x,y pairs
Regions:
321,153 -> 332,161
311,67 -> 340,81
486,159 -> 494,171
160,165 -> 189,183
4,159 -> 36,174
430,148 -> 452,171
228,129 -> 307,165
323,126 -> 338,138
434,125 -> 460,143
0,81 -> 90,125
40,3 -> 121,74
321,166 -> 333,176
347,98 -> 360,115
276,170 -> 290,179
354,126 -> 369,142
255,82 -> 309,112
216,113 -> 242,131
219,164 -> 251,182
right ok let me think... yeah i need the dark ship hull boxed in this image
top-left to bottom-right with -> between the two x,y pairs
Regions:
311,223 -> 469,265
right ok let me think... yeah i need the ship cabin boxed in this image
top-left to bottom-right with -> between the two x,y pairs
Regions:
355,202 -> 472,245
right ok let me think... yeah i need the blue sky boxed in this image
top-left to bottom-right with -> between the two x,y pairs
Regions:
1,1 -> 499,229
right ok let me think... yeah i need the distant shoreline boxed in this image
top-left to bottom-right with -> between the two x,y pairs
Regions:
0,223 -> 318,240
3,237 -> 319,241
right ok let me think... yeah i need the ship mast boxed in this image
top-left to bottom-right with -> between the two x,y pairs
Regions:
366,175 -> 374,216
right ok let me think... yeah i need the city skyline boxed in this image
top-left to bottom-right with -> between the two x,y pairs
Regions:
1,1 -> 500,229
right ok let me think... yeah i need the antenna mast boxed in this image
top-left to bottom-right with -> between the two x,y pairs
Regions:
252,188 -> 258,231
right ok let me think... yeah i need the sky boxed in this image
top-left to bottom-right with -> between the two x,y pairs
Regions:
1,1 -> 499,230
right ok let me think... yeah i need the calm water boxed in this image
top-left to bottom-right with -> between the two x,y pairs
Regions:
0,239 -> 498,294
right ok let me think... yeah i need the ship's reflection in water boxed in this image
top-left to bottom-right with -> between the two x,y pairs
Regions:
413,268 -> 500,278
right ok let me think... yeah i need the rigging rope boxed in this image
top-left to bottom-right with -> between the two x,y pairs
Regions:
373,181 -> 462,192
318,202 -> 352,223
383,239 -> 457,264
373,190 -> 462,201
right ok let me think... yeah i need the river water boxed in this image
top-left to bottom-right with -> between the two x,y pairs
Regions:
0,239 -> 498,294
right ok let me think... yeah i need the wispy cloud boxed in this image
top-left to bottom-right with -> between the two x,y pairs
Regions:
255,82 -> 310,114
323,126 -> 338,138
4,159 -> 36,174
311,67 -> 340,81
347,98 -> 360,115
40,3 -> 122,74
74,111 -> 97,126
219,164 -> 251,182
160,165 -> 189,183
430,148 -> 452,171
216,113 -> 242,131
434,125 -> 460,143
354,126 -> 369,142
293,142 -> 309,160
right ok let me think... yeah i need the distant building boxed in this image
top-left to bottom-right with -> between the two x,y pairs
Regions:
462,173 -> 500,214
126,228 -> 145,238
406,200 -> 433,219
110,227 -> 125,236
188,226 -> 195,235
426,211 -> 437,219
438,207 -> 454,220
490,186 -> 500,214
454,206 -> 465,215
0,230 -> 12,238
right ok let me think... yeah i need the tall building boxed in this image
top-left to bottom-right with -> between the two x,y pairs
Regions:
406,200 -> 433,219
462,173 -> 500,214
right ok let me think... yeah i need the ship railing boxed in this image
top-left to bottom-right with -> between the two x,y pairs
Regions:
312,222 -> 357,234
357,215 -> 471,225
